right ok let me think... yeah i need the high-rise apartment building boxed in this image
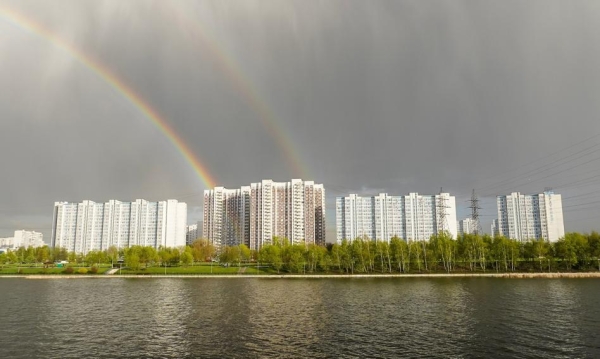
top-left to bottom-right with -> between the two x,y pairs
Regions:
491,219 -> 500,237
336,192 -> 457,242
0,230 -> 44,249
457,218 -> 478,236
496,191 -> 564,242
186,223 -> 200,245
51,199 -> 187,253
203,179 -> 325,250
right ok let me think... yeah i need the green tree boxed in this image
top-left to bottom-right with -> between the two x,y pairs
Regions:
239,244 -> 251,263
125,250 -> 141,270
139,246 -> 157,268
191,239 -> 216,262
259,244 -> 283,273
0,252 -> 7,265
35,246 -> 50,264
7,251 -> 18,264
106,246 -> 119,267
390,237 -> 409,273
181,249 -> 193,266
158,247 -> 172,266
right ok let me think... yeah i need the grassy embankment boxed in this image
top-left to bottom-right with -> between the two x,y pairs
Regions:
118,263 -> 276,275
0,265 -> 112,275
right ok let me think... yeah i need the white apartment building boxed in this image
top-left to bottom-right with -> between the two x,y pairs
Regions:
457,218 -> 478,236
186,223 -> 200,245
491,219 -> 500,237
496,191 -> 564,242
203,179 -> 325,250
51,199 -> 187,253
0,230 -> 44,249
336,192 -> 457,242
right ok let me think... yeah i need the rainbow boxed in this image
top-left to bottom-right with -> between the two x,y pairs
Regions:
0,5 -> 217,189
160,4 -> 309,179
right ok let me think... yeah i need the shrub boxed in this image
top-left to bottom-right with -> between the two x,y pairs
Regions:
77,268 -> 88,274
90,266 -> 98,274
63,267 -> 74,274
17,268 -> 23,274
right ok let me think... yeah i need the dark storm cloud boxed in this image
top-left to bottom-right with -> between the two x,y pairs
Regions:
1,0 -> 599,241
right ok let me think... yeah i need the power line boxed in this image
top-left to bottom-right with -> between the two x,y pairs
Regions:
479,143 -> 600,194
482,155 -> 600,197
474,132 -> 600,190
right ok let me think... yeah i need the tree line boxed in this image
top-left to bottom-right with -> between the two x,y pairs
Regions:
1,231 -> 599,273
253,232 -> 600,273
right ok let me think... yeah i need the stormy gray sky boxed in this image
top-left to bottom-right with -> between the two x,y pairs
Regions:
1,0 -> 600,243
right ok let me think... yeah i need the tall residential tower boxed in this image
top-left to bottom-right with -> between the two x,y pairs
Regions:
496,191 -> 564,242
336,192 -> 457,242
203,179 -> 325,250
51,199 -> 187,253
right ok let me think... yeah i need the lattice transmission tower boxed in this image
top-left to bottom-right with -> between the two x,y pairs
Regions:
468,189 -> 482,235
436,187 -> 450,234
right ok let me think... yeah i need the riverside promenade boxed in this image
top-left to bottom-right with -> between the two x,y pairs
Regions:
1,272 -> 600,279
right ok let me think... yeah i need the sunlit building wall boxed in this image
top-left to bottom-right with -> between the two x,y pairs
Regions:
458,218 -> 478,236
336,193 -> 457,242
51,199 -> 187,253
0,230 -> 44,249
204,179 -> 325,251
496,191 -> 564,242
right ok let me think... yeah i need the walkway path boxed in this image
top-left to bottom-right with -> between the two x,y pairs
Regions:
105,268 -> 120,275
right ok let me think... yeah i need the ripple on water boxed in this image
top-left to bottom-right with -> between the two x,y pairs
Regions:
0,278 -> 599,358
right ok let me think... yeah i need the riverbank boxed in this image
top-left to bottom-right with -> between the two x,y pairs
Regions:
1,272 -> 600,279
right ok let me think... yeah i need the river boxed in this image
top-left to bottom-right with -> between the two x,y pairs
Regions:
0,278 -> 598,358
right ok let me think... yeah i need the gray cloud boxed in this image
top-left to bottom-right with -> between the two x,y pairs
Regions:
1,0 -> 599,242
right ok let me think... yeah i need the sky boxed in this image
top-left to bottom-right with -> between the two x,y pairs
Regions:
1,0 -> 600,243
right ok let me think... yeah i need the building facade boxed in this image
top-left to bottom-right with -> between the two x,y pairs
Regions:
203,179 -> 325,250
496,191 -> 564,242
0,230 -> 44,249
457,218 -> 478,236
186,223 -> 200,245
336,192 -> 457,242
51,199 -> 187,253
491,219 -> 500,237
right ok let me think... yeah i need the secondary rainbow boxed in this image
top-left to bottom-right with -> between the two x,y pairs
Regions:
161,4 -> 310,179
0,5 -> 217,189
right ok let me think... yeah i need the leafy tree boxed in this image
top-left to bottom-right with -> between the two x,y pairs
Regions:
106,246 -> 119,267
239,244 -> 251,263
259,243 -> 283,273
158,247 -> 172,266
7,251 -> 18,264
191,239 -> 217,262
0,252 -> 7,265
390,237 -> 409,273
139,246 -> 157,268
125,251 -> 141,270
35,246 -> 50,263
181,250 -> 193,266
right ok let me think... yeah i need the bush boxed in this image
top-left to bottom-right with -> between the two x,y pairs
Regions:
89,266 -> 98,274
77,268 -> 88,274
63,267 -> 74,274
17,268 -> 23,274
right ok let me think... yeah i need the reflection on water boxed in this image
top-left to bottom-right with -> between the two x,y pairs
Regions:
0,278 -> 599,358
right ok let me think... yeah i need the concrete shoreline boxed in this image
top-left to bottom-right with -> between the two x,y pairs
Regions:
1,272 -> 599,279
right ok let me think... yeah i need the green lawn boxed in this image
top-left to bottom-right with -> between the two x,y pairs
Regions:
0,265 -> 111,275
118,263 -> 275,275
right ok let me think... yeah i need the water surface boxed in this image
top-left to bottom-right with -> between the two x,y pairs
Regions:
0,278 -> 598,358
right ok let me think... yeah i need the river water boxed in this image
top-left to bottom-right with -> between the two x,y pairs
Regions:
0,278 -> 598,358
